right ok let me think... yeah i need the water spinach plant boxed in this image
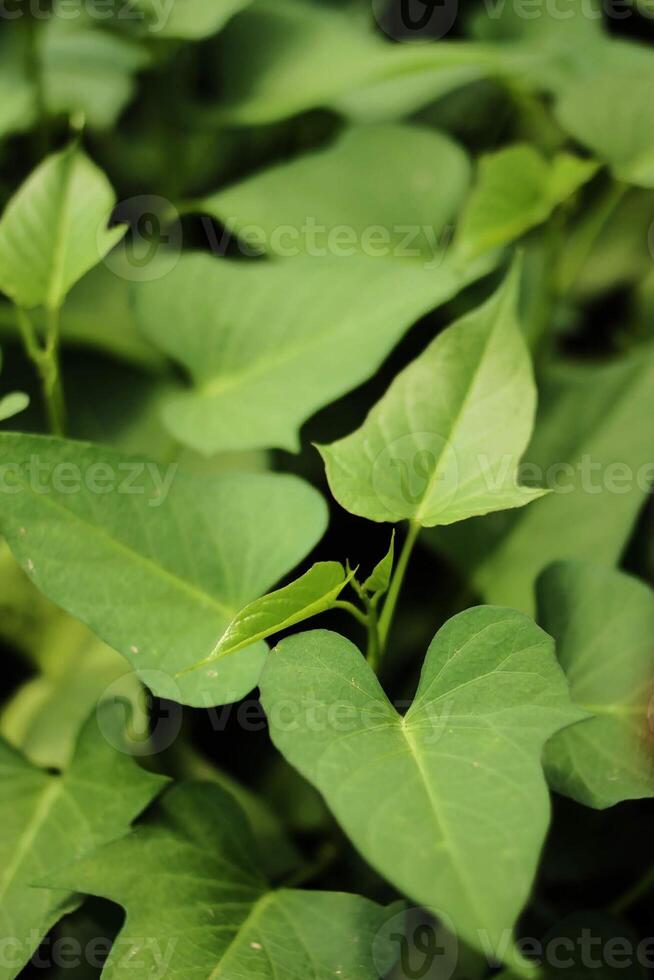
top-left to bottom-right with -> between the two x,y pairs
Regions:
0,2 -> 653,979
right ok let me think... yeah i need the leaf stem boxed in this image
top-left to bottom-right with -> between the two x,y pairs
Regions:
377,520 -> 420,655
610,864 -> 654,916
15,304 -> 66,435
333,600 -> 369,628
555,179 -> 628,296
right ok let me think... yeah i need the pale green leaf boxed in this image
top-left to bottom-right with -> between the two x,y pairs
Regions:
0,618 -> 145,771
539,562 -> 654,808
44,781 -> 400,980
195,124 -> 471,262
133,0 -> 252,38
456,145 -> 598,259
133,251 -> 494,454
41,17 -> 150,129
0,146 -> 126,310
0,391 -> 29,423
431,346 -> 654,613
319,263 -> 548,527
362,531 -> 395,595
556,71 -> 654,188
215,0 -> 501,125
260,609 -> 583,958
0,706 -> 165,980
0,33 -> 35,140
198,561 -> 350,664
0,433 -> 327,706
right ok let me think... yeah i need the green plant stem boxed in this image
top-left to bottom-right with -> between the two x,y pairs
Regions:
333,600 -> 368,628
377,520 -> 420,654
365,603 -> 381,671
611,864 -> 654,916
555,179 -> 628,296
15,305 -> 66,435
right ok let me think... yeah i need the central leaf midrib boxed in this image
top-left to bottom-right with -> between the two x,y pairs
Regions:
0,776 -> 62,904
414,293 -> 507,524
398,716 -> 488,927
208,890 -> 275,978
14,479 -> 237,622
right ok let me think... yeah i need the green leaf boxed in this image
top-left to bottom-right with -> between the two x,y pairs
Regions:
362,531 -> 395,595
0,618 -> 145,771
431,346 -> 654,613
44,781 -> 401,980
196,561 -> 351,665
133,0 -> 252,39
215,0 -> 500,125
0,433 -> 327,706
259,609 -> 583,958
0,706 -> 165,980
319,263 -> 548,527
538,562 -> 654,809
0,391 -> 29,423
41,16 -> 150,129
133,250 -> 495,454
0,32 -> 35,140
195,124 -> 471,262
0,145 -> 126,310
556,71 -> 654,188
456,145 -> 598,259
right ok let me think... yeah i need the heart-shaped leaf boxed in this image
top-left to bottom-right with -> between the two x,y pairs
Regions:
538,561 -> 654,808
259,608 -> 584,958
0,433 -> 327,706
133,251 -> 494,454
195,124 -> 471,262
0,706 -> 165,980
44,781 -> 401,980
0,145 -> 126,311
319,262 -> 548,526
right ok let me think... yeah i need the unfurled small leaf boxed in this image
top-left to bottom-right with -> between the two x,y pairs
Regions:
198,561 -> 351,664
0,433 -> 327,706
556,71 -> 654,188
0,146 -> 125,310
538,561 -> 654,808
133,251 -> 494,454
260,609 -> 583,959
0,706 -> 165,980
195,124 -> 471,262
319,262 -> 548,527
456,145 -> 597,258
44,781 -> 401,980
362,531 -> 395,595
0,391 -> 29,423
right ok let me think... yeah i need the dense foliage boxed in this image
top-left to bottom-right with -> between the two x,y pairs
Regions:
1,2 -> 653,979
